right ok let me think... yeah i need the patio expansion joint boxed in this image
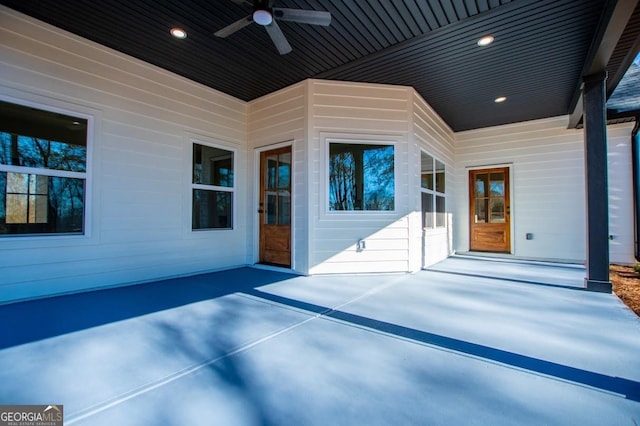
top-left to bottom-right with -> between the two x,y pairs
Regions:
65,275 -> 407,425
65,270 -> 640,423
238,279 -> 640,404
66,313 -> 321,424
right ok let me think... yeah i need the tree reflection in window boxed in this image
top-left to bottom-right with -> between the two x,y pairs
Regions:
0,135 -> 86,172
329,143 -> 394,211
421,151 -> 446,228
0,100 -> 88,235
192,143 -> 234,230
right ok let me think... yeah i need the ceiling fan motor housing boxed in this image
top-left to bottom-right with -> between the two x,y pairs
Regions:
252,0 -> 273,25
215,0 -> 330,55
253,10 -> 272,25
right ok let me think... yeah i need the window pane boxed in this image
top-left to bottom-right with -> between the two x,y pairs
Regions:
436,195 -> 446,227
6,194 -> 27,223
266,156 -> 278,191
266,192 -> 277,225
435,160 -> 445,193
1,172 -> 85,235
475,199 -> 488,223
0,101 -> 88,237
265,191 -> 292,225
490,198 -> 505,223
192,189 -> 232,229
0,136 -> 88,172
278,152 -> 291,189
489,172 -> 504,196
421,152 -> 434,190
278,191 -> 291,225
329,143 -> 394,211
475,173 -> 487,198
1,100 -> 87,172
192,144 -> 234,187
421,192 -> 434,228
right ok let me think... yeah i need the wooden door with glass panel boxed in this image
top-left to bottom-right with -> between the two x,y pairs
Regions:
469,168 -> 510,253
259,147 -> 291,267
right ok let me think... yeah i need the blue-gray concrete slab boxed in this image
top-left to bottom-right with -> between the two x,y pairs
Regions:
1,257 -> 639,425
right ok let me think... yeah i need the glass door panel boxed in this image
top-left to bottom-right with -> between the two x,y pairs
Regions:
474,173 -> 487,197
475,199 -> 488,223
473,173 -> 488,223
263,153 -> 291,225
490,198 -> 505,222
489,172 -> 505,223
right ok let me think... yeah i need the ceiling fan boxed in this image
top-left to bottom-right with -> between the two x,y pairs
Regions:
215,0 -> 331,55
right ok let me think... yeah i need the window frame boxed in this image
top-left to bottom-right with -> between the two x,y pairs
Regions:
0,96 -> 92,238
190,139 -> 236,231
420,150 -> 446,229
325,137 -> 397,214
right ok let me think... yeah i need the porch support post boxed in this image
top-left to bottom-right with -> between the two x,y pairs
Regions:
582,71 -> 611,293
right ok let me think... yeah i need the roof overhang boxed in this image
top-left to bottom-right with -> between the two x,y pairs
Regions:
568,0 -> 640,128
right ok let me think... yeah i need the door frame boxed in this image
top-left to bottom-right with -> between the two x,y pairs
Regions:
253,141 -> 294,269
466,163 -> 514,254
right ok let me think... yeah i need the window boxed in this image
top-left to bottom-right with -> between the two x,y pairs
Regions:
329,142 -> 394,211
192,143 -> 234,230
0,100 -> 87,236
421,151 -> 446,228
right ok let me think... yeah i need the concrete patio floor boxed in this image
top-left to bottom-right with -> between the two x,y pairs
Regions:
1,256 -> 639,425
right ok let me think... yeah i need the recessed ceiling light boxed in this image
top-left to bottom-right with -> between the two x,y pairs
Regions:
477,35 -> 494,46
494,96 -> 507,103
170,27 -> 187,39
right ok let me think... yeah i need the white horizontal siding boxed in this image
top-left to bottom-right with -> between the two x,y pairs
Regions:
412,92 -> 456,268
248,82 -> 307,272
0,7 -> 248,303
423,228 -> 452,267
454,116 -> 635,264
309,80 -> 412,135
310,216 -> 411,274
308,80 -> 413,274
607,123 -> 636,265
455,117 -> 634,263
248,84 -> 306,146
455,117 -> 585,261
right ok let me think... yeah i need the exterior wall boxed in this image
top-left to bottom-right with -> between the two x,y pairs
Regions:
0,7 -> 248,302
5,6 -> 635,301
455,116 -> 636,264
412,92 -> 456,267
307,80 -> 414,274
455,117 -> 586,261
247,80 -> 457,275
608,122 -> 636,265
247,82 -> 308,273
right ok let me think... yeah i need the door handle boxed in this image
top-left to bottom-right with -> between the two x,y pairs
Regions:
258,209 -> 264,214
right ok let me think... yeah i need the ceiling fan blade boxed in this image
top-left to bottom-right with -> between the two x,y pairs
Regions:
264,21 -> 292,55
273,8 -> 331,26
229,0 -> 253,6
214,15 -> 253,38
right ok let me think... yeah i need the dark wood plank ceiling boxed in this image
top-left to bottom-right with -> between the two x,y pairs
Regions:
0,0 -> 632,131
